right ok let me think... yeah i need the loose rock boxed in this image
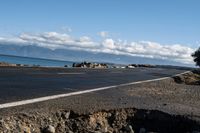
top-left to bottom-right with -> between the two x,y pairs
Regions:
43,125 -> 55,133
125,125 -> 134,133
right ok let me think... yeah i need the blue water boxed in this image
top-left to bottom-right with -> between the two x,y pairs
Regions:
0,54 -> 74,67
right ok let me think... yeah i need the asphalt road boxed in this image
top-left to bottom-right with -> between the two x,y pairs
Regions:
0,67 -> 187,104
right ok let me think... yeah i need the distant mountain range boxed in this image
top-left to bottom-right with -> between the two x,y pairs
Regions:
0,43 -> 194,67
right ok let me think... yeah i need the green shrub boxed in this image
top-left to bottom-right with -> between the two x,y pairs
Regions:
192,47 -> 200,67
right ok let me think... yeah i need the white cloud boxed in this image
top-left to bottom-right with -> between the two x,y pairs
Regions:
102,39 -> 116,49
19,32 -> 98,49
98,31 -> 109,38
0,31 -> 196,64
0,37 -> 26,44
79,36 -> 91,42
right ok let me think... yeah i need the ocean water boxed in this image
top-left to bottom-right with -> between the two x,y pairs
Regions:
0,54 -> 74,67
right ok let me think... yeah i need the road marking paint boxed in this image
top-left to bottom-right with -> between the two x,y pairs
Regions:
57,72 -> 85,75
0,71 -> 190,109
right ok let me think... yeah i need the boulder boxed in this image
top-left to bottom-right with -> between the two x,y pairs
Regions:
43,125 -> 55,133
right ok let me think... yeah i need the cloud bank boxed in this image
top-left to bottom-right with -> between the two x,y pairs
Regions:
0,32 -> 196,64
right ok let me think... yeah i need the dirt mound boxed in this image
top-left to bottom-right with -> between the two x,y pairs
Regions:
0,108 -> 199,133
173,70 -> 200,85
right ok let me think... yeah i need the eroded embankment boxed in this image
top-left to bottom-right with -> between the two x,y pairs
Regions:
1,108 -> 200,133
173,69 -> 200,85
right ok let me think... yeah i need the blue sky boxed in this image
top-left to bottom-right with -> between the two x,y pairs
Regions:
0,0 -> 199,46
0,0 -> 199,64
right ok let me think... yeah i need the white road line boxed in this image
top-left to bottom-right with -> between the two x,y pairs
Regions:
0,71 -> 190,109
57,72 -> 85,75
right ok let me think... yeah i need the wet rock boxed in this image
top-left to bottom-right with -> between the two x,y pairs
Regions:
43,125 -> 55,133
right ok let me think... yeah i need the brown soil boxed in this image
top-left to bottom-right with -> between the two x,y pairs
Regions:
1,108 -> 200,133
173,70 -> 200,85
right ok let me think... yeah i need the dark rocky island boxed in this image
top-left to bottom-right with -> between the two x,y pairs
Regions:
72,61 -> 108,68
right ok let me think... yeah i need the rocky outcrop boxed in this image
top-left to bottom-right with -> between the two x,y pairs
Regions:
0,62 -> 32,67
173,70 -> 200,85
43,125 -> 55,133
0,62 -> 17,67
0,108 -> 199,133
126,64 -> 156,68
72,62 -> 108,68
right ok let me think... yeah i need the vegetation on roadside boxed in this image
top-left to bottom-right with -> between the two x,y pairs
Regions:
192,47 -> 200,67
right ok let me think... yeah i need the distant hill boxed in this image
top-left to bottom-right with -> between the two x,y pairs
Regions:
0,43 -> 194,67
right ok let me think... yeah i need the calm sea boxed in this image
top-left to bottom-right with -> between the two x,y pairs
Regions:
0,54 -> 74,67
